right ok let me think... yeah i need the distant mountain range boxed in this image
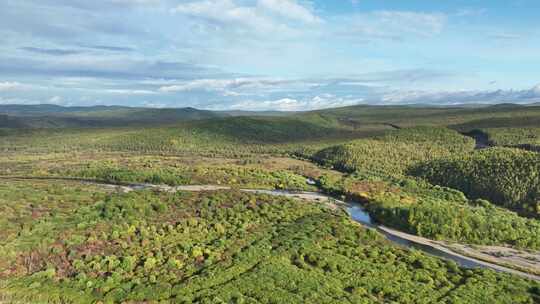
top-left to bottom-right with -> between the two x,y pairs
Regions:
1,102 -> 539,129
0,104 -> 221,118
0,105 -> 227,128
0,104 -> 299,128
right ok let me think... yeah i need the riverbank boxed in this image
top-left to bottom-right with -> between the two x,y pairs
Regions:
377,226 -> 540,281
446,243 -> 540,276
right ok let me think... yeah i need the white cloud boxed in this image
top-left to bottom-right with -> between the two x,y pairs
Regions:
222,90 -> 244,97
104,89 -> 157,95
48,96 -> 63,104
110,0 -> 160,4
489,33 -> 521,41
226,97 -> 301,111
142,101 -> 166,108
157,72 -> 454,107
47,0 -> 162,9
379,85 -> 540,105
160,79 -> 232,92
257,0 -> 321,24
0,96 -> 38,105
374,11 -> 446,36
0,81 -> 24,91
338,10 -> 447,41
171,0 -> 320,34
227,94 -> 362,111
171,0 -> 278,32
159,77 -> 296,93
0,55 -> 218,80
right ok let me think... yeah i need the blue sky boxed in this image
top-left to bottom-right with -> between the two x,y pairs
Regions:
1,0 -> 539,110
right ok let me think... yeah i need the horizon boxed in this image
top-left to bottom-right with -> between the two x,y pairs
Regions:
1,0 -> 540,110
2,101 -> 539,113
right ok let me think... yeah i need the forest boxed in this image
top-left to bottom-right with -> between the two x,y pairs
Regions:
410,148 -> 540,217
1,181 -> 539,303
1,104 -> 540,303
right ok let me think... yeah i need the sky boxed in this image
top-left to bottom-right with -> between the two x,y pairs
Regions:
1,0 -> 540,110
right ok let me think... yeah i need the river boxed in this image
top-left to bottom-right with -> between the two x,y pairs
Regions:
245,189 -> 496,270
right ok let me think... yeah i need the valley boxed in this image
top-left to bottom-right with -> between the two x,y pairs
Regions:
1,104 -> 540,303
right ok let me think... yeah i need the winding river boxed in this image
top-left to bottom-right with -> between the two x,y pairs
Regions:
243,189 -> 533,273
1,176 -> 539,281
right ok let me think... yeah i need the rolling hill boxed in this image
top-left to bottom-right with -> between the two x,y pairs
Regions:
0,104 -> 224,128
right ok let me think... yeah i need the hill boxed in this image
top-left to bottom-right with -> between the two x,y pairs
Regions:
3,103 -> 540,130
312,127 -> 475,175
311,104 -> 540,129
410,148 -> 540,217
0,104 -> 129,116
0,105 -> 224,128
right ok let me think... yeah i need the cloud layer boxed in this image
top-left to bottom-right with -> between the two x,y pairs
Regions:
1,0 -> 539,110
